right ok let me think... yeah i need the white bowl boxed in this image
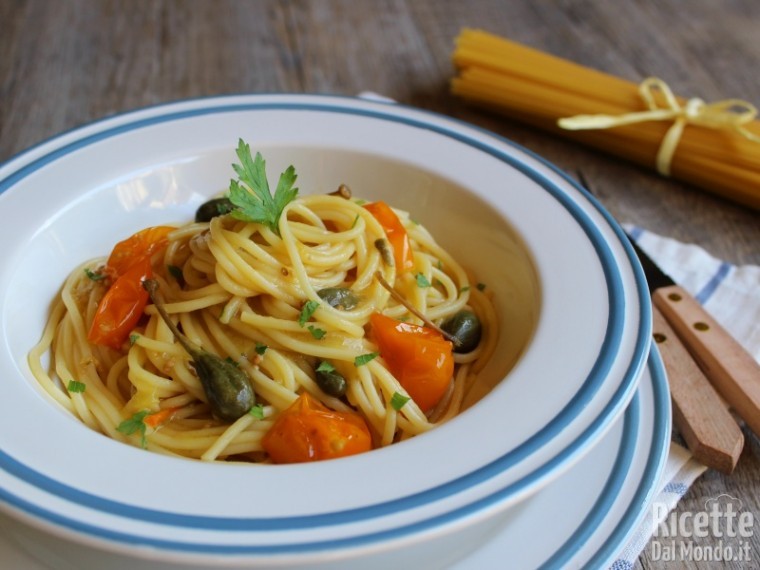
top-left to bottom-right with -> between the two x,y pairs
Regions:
0,94 -> 651,569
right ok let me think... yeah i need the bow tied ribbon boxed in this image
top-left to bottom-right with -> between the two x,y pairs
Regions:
558,77 -> 760,176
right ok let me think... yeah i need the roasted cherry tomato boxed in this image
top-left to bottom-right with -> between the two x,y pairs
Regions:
107,225 -> 175,277
370,312 -> 454,412
87,256 -> 152,349
262,393 -> 372,464
363,201 -> 414,272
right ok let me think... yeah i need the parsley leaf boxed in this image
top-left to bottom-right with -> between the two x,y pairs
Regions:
254,342 -> 268,355
67,380 -> 86,393
248,404 -> 265,420
316,361 -> 335,373
415,273 -> 431,288
117,411 -> 150,448
129,333 -> 140,346
354,352 -> 379,367
228,139 -> 298,236
84,268 -> 106,281
298,300 -> 320,326
308,325 -> 326,339
390,392 -> 410,411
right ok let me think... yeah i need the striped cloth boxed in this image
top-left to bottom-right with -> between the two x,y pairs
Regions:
610,226 -> 760,569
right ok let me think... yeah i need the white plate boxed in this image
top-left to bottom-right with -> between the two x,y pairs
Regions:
0,95 -> 651,566
0,345 -> 670,569
455,344 -> 671,569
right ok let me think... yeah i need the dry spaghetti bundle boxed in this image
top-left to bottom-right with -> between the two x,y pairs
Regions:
451,28 -> 760,209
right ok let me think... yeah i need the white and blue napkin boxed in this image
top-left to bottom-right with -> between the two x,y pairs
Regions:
611,226 -> 760,569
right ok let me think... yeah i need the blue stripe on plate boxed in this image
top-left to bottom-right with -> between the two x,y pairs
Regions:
575,344 -> 670,568
0,96 -> 651,553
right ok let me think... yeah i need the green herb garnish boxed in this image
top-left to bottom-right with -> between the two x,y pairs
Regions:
228,139 -> 298,236
308,325 -> 326,339
117,410 -> 150,448
84,268 -> 106,281
248,404 -> 265,420
129,334 -> 140,346
390,392 -> 410,411
316,361 -> 336,373
415,273 -> 431,288
354,352 -> 379,367
476,282 -> 487,291
298,300 -> 320,326
254,342 -> 268,355
67,380 -> 86,393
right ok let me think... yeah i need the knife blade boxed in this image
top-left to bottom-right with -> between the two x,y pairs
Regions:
629,236 -> 760,443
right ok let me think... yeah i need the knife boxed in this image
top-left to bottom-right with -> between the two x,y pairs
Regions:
650,302 -> 743,473
630,237 -> 760,464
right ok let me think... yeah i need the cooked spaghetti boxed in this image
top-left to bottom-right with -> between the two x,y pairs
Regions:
28,142 -> 498,463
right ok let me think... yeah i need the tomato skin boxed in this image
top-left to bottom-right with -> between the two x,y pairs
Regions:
370,313 -> 454,412
107,226 -> 175,277
262,393 -> 372,464
87,256 -> 152,349
363,201 -> 414,272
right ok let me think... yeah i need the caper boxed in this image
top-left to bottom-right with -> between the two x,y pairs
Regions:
315,364 -> 348,398
195,197 -> 235,222
143,279 -> 255,421
317,287 -> 360,310
441,310 -> 482,353
374,238 -> 394,267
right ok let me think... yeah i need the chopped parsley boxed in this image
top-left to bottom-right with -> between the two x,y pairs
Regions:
316,361 -> 335,373
298,300 -> 320,326
228,139 -> 299,236
248,404 -> 265,420
67,380 -> 86,393
254,342 -> 268,355
460,285 -> 471,293
225,356 -> 240,367
117,410 -> 150,448
84,268 -> 106,281
308,325 -> 326,339
415,273 -> 431,288
476,282 -> 487,291
129,333 -> 140,346
354,352 -> 379,367
390,392 -> 410,411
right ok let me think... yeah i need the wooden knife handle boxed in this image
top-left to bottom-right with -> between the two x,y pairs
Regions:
653,284 -> 760,438
651,304 -> 743,473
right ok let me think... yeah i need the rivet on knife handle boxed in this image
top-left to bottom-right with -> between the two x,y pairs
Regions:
652,305 -> 743,473
653,284 -> 760,439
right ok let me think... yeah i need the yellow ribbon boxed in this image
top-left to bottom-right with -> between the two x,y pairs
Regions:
558,77 -> 760,176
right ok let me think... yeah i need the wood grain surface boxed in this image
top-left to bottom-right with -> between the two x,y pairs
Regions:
1,1 -> 759,568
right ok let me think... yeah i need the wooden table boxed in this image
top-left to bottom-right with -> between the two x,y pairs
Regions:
2,1 -> 758,568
